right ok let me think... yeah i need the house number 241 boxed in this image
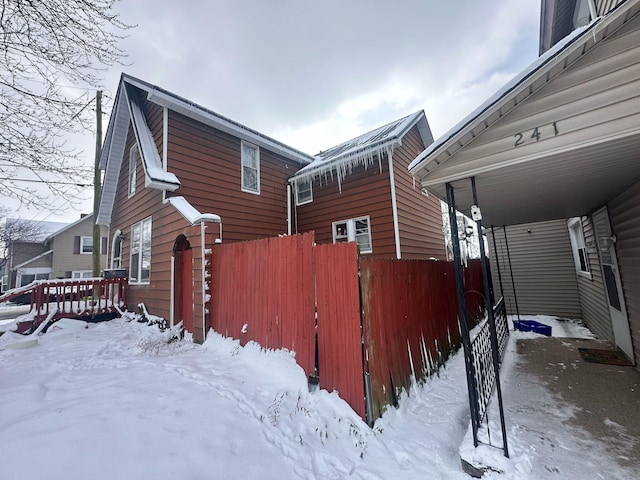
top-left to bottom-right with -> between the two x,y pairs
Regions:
514,122 -> 559,147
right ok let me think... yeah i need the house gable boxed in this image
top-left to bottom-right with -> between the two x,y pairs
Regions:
409,0 -> 640,226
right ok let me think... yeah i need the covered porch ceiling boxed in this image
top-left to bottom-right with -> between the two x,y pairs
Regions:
428,131 -> 640,227
409,0 -> 640,227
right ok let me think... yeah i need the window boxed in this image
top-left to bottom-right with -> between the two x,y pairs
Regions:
77,236 -> 106,254
296,180 -> 313,205
241,141 -> 260,194
1,275 -> 7,293
332,216 -> 372,254
80,236 -> 93,254
129,145 -> 139,197
130,217 -> 152,284
567,217 -> 590,276
112,231 -> 124,268
72,271 -> 93,279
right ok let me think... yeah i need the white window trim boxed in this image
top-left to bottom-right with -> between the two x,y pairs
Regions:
567,217 -> 592,279
241,140 -> 260,195
332,215 -> 373,254
128,144 -> 138,198
80,236 -> 93,255
295,180 -> 313,206
111,230 -> 123,269
71,270 -> 93,279
129,217 -> 152,285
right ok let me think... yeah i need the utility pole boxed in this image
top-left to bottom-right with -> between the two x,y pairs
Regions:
92,90 -> 102,277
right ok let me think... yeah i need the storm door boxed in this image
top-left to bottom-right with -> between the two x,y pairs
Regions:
592,207 -> 634,362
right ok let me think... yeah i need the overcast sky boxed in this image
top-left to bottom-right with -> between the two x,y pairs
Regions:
14,0 -> 541,223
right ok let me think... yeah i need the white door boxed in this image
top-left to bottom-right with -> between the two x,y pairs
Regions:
592,207 -> 634,363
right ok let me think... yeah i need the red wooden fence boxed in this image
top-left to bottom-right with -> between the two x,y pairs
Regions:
315,242 -> 366,419
209,232 -> 316,376
360,258 -> 485,420
208,233 -> 486,423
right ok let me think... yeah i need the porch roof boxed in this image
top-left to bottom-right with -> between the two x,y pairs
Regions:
409,0 -> 640,227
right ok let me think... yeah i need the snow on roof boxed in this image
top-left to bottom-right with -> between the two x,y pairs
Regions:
408,20 -> 598,173
166,196 -> 221,225
125,84 -> 180,190
291,111 -> 431,189
123,74 -> 314,165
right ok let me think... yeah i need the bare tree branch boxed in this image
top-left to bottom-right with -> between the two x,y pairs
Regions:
0,0 -> 134,210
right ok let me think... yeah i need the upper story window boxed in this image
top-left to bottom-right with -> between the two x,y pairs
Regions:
76,236 -> 105,255
130,217 -> 152,284
567,217 -> 590,277
129,144 -> 139,197
241,141 -> 260,194
332,216 -> 372,254
80,236 -> 93,254
296,180 -> 313,205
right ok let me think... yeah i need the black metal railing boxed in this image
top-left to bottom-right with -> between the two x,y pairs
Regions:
470,297 -> 509,423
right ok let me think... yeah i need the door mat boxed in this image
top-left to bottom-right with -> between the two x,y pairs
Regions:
578,348 -> 633,366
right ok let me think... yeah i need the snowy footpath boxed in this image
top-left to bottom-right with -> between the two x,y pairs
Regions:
0,313 -> 635,479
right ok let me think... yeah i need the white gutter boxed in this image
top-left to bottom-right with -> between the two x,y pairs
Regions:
388,153 -> 402,259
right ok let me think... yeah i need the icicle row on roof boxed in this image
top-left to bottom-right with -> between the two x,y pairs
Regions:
292,139 -> 396,192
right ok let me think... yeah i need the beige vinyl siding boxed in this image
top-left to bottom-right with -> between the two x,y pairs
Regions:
50,219 -> 108,278
489,220 -> 581,318
608,177 -> 640,368
575,216 -> 613,341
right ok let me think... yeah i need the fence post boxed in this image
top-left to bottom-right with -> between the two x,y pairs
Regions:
446,182 -> 481,447
471,177 -> 509,458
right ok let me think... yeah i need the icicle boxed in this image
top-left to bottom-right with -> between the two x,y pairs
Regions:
407,339 -> 416,381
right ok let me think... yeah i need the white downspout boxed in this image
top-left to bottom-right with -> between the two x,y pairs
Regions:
287,184 -> 292,235
201,221 -> 207,339
388,152 -> 402,259
587,0 -> 597,19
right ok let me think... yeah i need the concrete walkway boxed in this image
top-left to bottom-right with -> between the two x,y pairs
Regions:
516,337 -> 640,472
461,335 -> 640,478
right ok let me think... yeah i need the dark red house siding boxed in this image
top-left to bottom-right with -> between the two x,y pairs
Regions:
394,127 -> 447,259
167,111 -> 304,242
294,163 -> 396,258
294,126 -> 446,259
108,92 -> 307,337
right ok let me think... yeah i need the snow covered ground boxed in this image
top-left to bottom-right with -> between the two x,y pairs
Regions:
0,312 -> 634,479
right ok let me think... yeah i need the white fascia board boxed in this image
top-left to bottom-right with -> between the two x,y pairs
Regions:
142,86 -> 313,166
97,86 -> 131,225
166,196 -> 221,225
408,19 -> 604,177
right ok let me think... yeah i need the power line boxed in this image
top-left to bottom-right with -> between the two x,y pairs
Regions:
0,177 -> 92,187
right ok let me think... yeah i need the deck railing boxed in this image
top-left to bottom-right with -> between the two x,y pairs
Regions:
1,277 -> 127,333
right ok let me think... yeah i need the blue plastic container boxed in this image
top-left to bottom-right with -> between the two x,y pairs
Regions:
513,319 -> 552,336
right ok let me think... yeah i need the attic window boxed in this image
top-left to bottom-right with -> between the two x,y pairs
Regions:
129,145 -> 139,197
296,180 -> 313,205
241,141 -> 260,194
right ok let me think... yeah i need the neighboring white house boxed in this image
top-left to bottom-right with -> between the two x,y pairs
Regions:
1,214 -> 108,292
